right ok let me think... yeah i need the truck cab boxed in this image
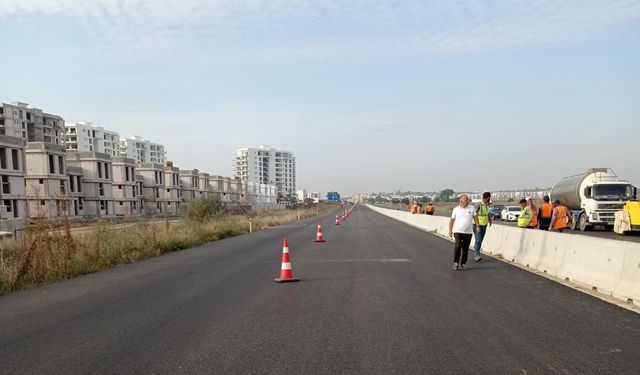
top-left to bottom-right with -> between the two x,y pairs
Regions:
579,182 -> 636,230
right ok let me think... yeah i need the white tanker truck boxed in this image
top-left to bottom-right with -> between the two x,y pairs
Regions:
550,168 -> 637,231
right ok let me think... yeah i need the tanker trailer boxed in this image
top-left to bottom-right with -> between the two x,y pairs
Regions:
550,168 -> 637,231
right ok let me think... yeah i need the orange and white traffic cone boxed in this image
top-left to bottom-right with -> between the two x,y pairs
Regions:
315,222 -> 326,242
274,238 -> 299,283
335,215 -> 340,225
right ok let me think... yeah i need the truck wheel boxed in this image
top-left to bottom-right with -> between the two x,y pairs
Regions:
578,213 -> 588,231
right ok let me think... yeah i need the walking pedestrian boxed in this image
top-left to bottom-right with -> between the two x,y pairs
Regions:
473,192 -> 492,262
538,195 -> 553,230
449,195 -> 480,270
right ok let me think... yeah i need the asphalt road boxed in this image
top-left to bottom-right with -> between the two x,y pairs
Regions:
1,206 -> 639,374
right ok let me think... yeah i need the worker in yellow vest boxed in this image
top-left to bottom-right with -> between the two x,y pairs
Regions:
518,199 -> 533,228
473,192 -> 492,262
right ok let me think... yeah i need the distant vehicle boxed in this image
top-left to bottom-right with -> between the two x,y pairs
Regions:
501,206 -> 521,221
490,205 -> 504,220
550,168 -> 637,231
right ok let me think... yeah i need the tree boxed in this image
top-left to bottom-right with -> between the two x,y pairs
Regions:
417,196 -> 432,203
400,198 -> 410,205
439,189 -> 455,202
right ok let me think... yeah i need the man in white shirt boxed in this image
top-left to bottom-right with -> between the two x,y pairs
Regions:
448,195 -> 481,270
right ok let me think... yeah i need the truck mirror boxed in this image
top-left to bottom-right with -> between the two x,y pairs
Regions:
584,187 -> 592,199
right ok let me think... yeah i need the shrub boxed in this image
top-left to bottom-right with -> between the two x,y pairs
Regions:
181,196 -> 226,221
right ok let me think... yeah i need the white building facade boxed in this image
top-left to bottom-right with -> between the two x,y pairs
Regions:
65,122 -> 120,156
119,136 -> 166,165
233,145 -> 296,199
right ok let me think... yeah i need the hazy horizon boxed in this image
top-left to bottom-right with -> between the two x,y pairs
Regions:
2,0 -> 639,195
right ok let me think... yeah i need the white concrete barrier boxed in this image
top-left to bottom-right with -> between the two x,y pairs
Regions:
367,205 -> 640,308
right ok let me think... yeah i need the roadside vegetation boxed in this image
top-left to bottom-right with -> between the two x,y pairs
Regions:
0,198 -> 332,295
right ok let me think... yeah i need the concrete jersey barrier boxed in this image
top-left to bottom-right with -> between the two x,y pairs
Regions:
367,205 -> 640,308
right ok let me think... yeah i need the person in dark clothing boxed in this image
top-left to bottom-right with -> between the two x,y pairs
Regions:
538,195 -> 553,230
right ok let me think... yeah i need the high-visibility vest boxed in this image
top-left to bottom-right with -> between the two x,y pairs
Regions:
552,206 -> 569,229
529,208 -> 538,228
426,205 -> 434,214
540,203 -> 553,218
477,202 -> 490,226
410,205 -> 417,214
518,206 -> 532,227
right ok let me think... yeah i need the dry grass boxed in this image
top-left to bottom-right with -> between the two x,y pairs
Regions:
0,204 -> 333,295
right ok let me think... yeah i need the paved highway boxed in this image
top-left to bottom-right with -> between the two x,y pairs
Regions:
1,206 -> 639,374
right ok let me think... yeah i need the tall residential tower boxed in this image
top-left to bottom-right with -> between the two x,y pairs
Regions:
233,145 -> 296,199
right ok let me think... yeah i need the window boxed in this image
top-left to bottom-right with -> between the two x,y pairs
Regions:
69,176 -> 75,192
58,156 -> 64,174
39,178 -> 43,184
105,163 -> 110,179
78,198 -> 83,210
119,202 -> 123,206
100,200 -> 106,211
11,149 -> 19,170
99,183 -> 104,196
59,180 -> 65,195
1,176 -> 9,194
98,162 -> 103,178
48,155 -> 55,174
77,176 -> 82,192
0,148 -> 6,169
125,167 -> 130,181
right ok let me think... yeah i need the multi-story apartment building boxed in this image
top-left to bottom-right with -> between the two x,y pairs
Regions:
66,152 -> 115,217
247,182 -> 278,210
25,142 -> 69,218
179,169 -> 200,201
137,163 -> 166,215
119,136 -> 166,165
233,145 -> 296,199
65,122 -> 120,156
163,161 -> 182,216
112,156 -> 142,216
66,166 -> 85,217
198,172 -> 211,198
0,102 -> 64,145
0,135 -> 27,219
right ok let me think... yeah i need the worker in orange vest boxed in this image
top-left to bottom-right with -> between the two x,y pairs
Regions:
526,198 -> 538,229
550,199 -> 570,232
538,195 -> 553,231
426,202 -> 435,215
410,203 -> 418,214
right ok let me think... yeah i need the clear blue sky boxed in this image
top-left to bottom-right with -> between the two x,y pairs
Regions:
2,0 -> 639,195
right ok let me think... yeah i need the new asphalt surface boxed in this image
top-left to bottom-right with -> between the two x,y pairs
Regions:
1,206 -> 639,374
